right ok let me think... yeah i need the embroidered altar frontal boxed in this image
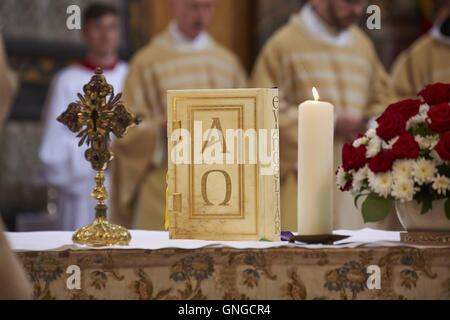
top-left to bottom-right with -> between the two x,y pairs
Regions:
7,229 -> 450,300
167,89 -> 281,241
15,246 -> 450,300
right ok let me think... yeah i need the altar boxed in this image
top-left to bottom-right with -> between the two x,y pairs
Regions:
6,229 -> 450,300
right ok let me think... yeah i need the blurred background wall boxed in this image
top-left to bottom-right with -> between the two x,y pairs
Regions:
0,0 -> 432,230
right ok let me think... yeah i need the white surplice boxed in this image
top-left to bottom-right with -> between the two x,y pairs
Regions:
37,62 -> 128,231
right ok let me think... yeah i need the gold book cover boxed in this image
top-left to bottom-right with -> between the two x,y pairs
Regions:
167,88 -> 281,241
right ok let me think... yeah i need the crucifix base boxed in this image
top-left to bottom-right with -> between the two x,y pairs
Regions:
72,204 -> 131,247
72,170 -> 131,247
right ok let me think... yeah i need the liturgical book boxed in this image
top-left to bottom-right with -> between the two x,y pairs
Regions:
167,88 -> 281,241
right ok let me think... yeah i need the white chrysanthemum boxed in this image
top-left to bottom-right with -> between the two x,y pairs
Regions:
391,178 -> 416,202
432,174 -> 450,196
352,136 -> 369,148
352,165 -> 368,192
413,158 -> 437,185
368,171 -> 393,198
366,128 -> 377,139
419,103 -> 430,115
405,104 -> 429,130
352,139 -> 362,148
392,159 -> 413,181
430,149 -> 445,166
414,135 -> 439,150
336,167 -> 347,189
406,114 -> 427,130
366,136 -> 382,158
382,136 -> 399,150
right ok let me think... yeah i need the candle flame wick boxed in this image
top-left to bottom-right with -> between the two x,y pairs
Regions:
312,87 -> 319,102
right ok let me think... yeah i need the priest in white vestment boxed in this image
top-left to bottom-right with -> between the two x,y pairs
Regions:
111,0 -> 247,230
392,1 -> 450,99
37,4 -> 128,231
251,0 -> 399,231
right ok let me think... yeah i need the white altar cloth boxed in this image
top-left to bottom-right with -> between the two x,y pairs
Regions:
3,228 -> 422,252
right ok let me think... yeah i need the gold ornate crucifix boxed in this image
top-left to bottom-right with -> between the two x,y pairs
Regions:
57,67 -> 139,246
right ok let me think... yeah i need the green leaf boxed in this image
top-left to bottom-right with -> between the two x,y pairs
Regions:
437,164 -> 450,178
354,193 -> 368,209
361,193 -> 393,223
445,199 -> 450,221
419,149 -> 430,159
418,197 -> 432,214
408,122 -> 434,137
421,199 -> 432,214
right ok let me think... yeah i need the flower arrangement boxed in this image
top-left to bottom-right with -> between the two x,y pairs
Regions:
336,83 -> 450,223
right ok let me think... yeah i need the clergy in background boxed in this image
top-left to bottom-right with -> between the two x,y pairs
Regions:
251,0 -> 397,231
392,0 -> 450,98
111,0 -> 247,230
38,3 -> 128,231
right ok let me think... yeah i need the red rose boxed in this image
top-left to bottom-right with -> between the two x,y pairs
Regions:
418,83 -> 450,105
377,99 -> 421,122
391,133 -> 420,160
376,112 -> 406,141
427,103 -> 450,133
369,150 -> 395,173
435,133 -> 450,161
342,143 -> 367,172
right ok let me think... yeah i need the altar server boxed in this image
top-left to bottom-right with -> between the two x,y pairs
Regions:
38,4 -> 128,230
0,32 -> 18,135
111,0 -> 247,230
392,1 -> 450,99
251,0 -> 398,231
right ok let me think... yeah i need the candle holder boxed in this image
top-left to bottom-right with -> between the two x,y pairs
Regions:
57,67 -> 140,247
288,234 -> 349,245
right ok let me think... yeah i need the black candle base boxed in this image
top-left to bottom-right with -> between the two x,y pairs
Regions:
288,234 -> 350,244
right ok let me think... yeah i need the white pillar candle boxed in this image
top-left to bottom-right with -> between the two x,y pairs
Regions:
297,88 -> 334,235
